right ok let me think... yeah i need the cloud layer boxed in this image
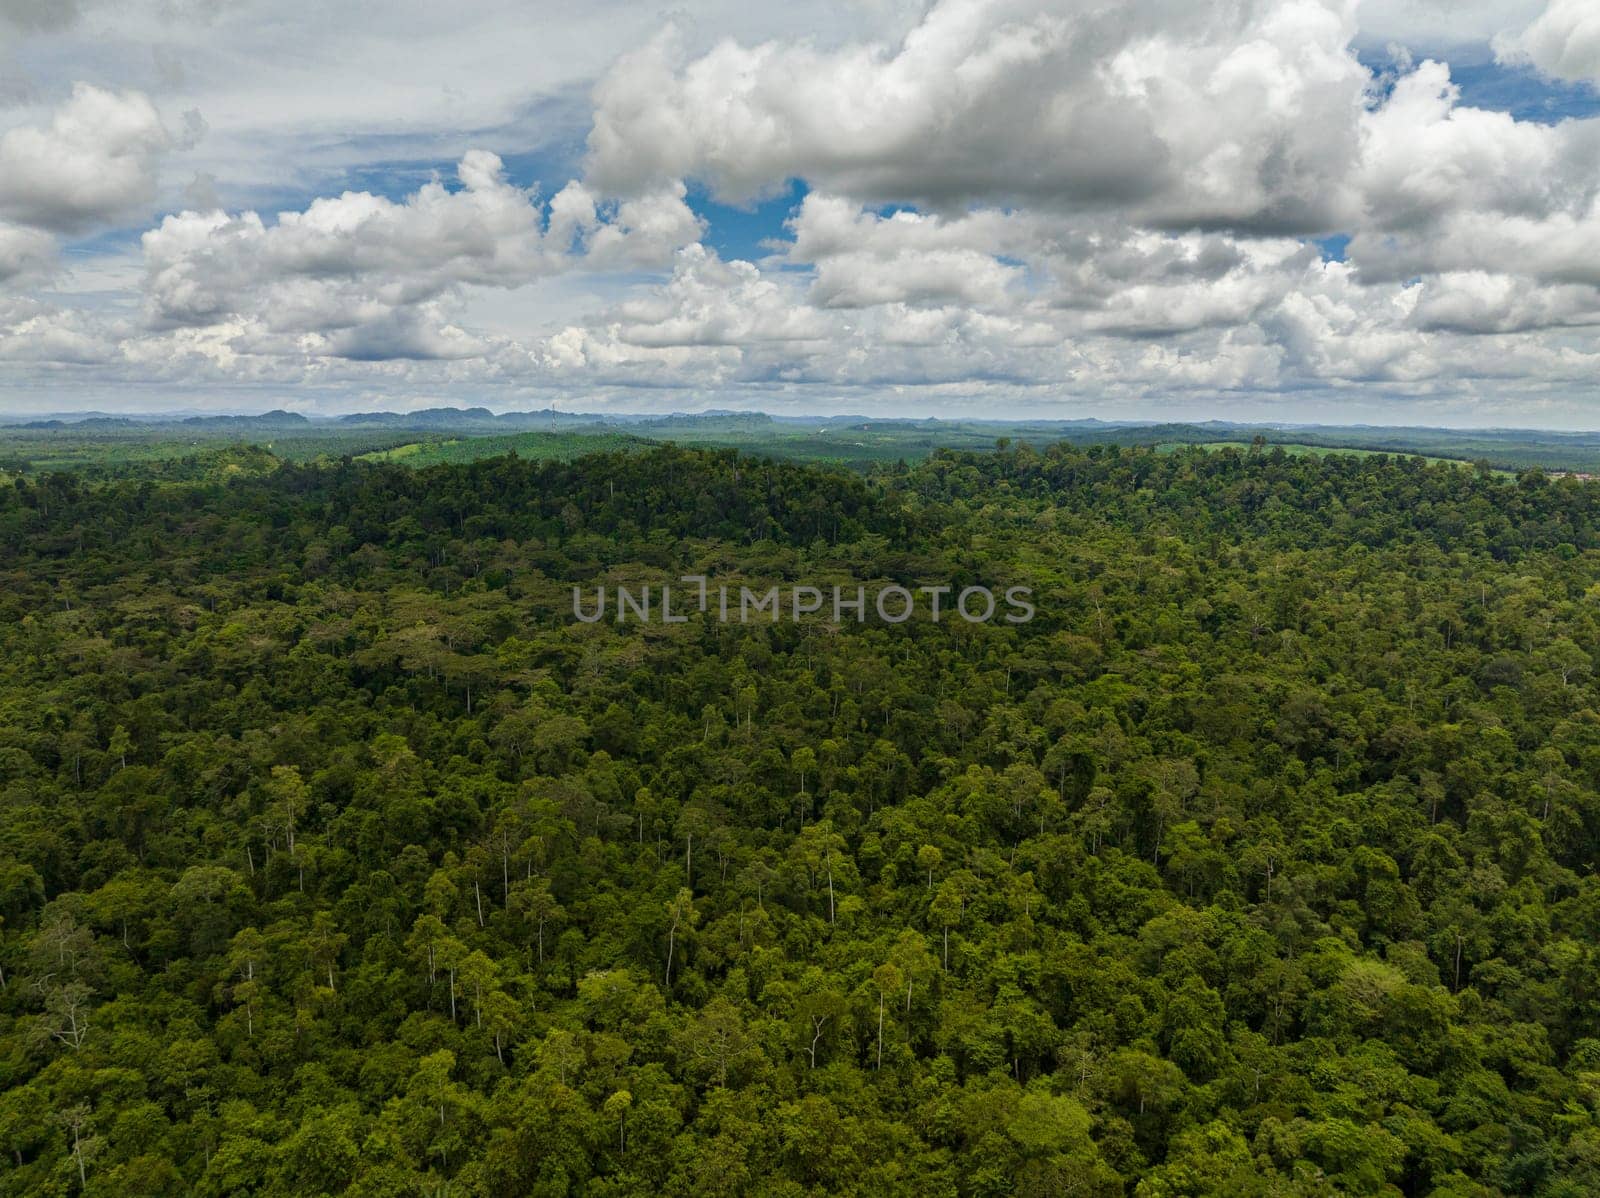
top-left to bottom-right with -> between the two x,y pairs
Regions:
1495,0 -> 1600,84
0,84 -> 172,287
587,0 -> 1371,235
2,0 -> 1600,420
138,153 -> 700,360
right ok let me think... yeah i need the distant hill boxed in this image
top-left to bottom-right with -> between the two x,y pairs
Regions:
179,410 -> 312,430
13,407 -> 1600,474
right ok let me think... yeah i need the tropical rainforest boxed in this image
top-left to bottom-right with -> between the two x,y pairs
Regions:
4,441 -> 1600,1196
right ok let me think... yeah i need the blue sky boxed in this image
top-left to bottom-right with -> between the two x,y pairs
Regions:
1359,43 -> 1600,121
5,0 -> 1600,426
147,50 -> 1595,282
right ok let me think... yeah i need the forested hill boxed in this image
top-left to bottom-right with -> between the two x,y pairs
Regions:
4,444 -> 1600,1195
4,442 -> 1597,566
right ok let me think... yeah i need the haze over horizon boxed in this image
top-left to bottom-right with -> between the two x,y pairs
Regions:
3,0 -> 1600,424
18,402 -> 1600,437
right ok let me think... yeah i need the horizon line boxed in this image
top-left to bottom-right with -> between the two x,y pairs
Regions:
8,405 -> 1600,438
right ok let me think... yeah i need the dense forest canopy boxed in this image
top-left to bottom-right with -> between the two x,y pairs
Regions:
4,442 -> 1600,1195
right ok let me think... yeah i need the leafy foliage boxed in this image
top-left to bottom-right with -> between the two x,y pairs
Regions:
4,442 -> 1600,1195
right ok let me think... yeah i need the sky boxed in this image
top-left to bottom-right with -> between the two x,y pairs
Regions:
1,0 -> 1600,425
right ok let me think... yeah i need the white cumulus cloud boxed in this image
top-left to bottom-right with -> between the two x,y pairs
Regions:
587,0 -> 1371,235
1494,0 -> 1600,84
138,151 -> 702,360
0,84 -> 172,235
